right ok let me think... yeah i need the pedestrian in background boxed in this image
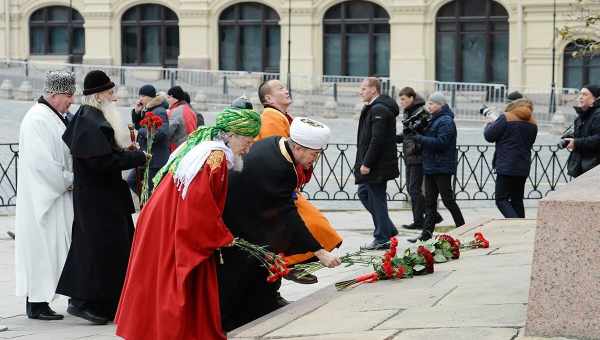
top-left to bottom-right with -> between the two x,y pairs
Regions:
410,92 -> 464,242
127,84 -> 169,195
166,86 -> 198,151
396,87 -> 442,230
484,98 -> 537,218
354,77 -> 400,250
564,84 -> 600,178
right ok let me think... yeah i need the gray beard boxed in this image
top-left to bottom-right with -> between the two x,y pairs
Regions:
231,154 -> 244,172
101,101 -> 130,149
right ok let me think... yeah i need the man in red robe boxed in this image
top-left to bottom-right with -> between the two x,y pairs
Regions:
114,107 -> 261,340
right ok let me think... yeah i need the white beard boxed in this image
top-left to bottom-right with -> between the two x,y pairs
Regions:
231,154 -> 244,172
101,101 -> 130,149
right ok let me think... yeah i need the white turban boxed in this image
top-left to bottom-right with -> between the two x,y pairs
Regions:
290,117 -> 331,150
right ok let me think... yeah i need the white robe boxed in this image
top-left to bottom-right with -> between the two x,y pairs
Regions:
15,102 -> 74,303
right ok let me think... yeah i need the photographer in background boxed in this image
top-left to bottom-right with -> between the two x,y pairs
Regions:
409,92 -> 464,242
564,85 -> 600,178
484,97 -> 537,218
396,87 -> 442,230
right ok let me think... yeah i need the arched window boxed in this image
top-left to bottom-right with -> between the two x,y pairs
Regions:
323,1 -> 390,77
29,6 -> 85,62
121,4 -> 179,67
219,2 -> 280,72
563,40 -> 600,89
436,0 -> 509,84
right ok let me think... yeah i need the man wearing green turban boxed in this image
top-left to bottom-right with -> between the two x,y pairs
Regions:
115,107 -> 260,340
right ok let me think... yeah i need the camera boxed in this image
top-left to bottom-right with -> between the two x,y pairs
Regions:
557,139 -> 569,149
479,105 -> 499,120
402,107 -> 431,134
557,125 -> 574,150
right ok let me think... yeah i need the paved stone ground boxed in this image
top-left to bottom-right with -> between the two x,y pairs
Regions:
0,206 -> 578,340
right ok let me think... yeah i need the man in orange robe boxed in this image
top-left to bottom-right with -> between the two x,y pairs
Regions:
256,80 -> 343,283
114,108 -> 261,340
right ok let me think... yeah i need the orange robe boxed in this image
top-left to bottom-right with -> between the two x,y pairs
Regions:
115,151 -> 232,340
258,107 -> 343,265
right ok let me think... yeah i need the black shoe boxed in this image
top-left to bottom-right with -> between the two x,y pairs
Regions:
434,213 -> 444,225
67,304 -> 109,325
361,240 -> 388,250
6,231 -> 14,240
407,230 -> 433,243
27,302 -> 63,321
284,268 -> 318,284
402,223 -> 423,230
276,293 -> 291,307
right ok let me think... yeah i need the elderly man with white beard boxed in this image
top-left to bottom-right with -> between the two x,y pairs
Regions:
57,70 -> 148,325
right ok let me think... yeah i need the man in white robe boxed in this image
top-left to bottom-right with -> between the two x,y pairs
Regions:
14,70 -> 76,320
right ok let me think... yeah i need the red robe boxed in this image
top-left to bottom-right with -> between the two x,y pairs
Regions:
115,150 -> 233,340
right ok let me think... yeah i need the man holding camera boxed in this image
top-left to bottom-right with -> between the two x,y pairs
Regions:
484,97 -> 537,218
564,85 -> 600,178
396,87 -> 442,230
409,92 -> 464,242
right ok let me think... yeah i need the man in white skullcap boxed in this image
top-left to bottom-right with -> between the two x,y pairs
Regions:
15,70 -> 76,320
218,117 -> 342,332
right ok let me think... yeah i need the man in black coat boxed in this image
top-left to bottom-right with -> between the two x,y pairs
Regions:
564,84 -> 600,178
219,118 -> 341,332
128,84 -> 170,195
354,78 -> 399,250
396,87 -> 442,230
57,70 -> 147,325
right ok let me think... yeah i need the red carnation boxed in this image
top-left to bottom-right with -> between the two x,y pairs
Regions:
417,246 -> 434,273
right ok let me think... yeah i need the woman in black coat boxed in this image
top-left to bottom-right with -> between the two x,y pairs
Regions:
484,98 -> 538,218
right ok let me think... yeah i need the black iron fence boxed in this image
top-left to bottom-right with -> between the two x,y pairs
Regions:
0,143 -> 571,207
0,143 -> 18,207
301,144 -> 571,201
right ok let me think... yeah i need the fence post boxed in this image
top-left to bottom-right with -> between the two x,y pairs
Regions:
450,88 -> 456,108
223,75 -> 228,95
120,69 -> 126,86
391,85 -> 396,99
170,70 -> 176,88
24,59 -> 29,78
333,82 -> 338,102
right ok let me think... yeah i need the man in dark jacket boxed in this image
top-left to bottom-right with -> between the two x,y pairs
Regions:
410,92 -> 465,242
57,70 -> 147,324
484,98 -> 537,218
396,87 -> 442,230
128,84 -> 169,195
564,85 -> 600,178
354,78 -> 399,250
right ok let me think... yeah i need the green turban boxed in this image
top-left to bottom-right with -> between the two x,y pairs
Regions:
153,107 -> 261,187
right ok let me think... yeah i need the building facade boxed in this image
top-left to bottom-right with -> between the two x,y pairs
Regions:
0,0 -> 598,91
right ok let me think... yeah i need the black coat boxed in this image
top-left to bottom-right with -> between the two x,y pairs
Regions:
57,105 -> 146,313
354,95 -> 400,184
484,111 -> 538,177
567,100 -> 600,177
396,95 -> 426,165
416,105 -> 458,175
224,136 -> 321,255
136,98 -> 170,170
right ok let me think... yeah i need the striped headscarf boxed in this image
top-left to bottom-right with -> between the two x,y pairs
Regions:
153,107 -> 261,187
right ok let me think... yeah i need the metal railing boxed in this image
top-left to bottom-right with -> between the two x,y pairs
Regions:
1,142 -> 571,207
301,143 -> 571,201
0,59 -> 573,122
0,143 -> 18,207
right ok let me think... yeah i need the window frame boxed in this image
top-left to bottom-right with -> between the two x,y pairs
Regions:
29,6 -> 85,60
218,2 -> 281,73
121,4 -> 179,67
435,0 -> 509,84
563,41 -> 600,89
322,0 -> 390,77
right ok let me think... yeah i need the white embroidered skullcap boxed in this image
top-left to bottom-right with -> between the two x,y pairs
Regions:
290,117 -> 331,150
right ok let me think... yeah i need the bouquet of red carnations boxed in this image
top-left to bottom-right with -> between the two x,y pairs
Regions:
139,111 -> 163,205
232,238 -> 289,283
